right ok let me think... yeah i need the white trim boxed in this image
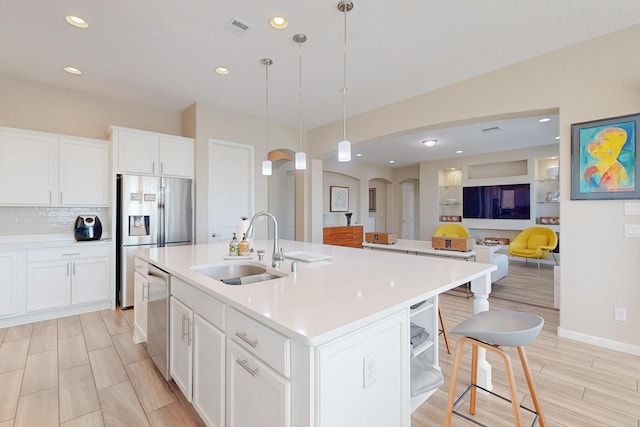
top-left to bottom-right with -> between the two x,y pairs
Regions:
557,327 -> 640,356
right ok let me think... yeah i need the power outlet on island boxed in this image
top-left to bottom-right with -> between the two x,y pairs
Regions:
363,353 -> 376,388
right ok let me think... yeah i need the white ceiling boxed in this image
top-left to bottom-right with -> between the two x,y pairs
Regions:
2,1 -> 639,164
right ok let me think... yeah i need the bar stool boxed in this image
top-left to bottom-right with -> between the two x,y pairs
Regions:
444,311 -> 546,427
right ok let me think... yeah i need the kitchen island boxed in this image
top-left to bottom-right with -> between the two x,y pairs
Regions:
136,239 -> 495,427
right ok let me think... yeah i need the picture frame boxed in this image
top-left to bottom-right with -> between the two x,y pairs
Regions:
330,186 -> 349,212
571,113 -> 640,200
368,188 -> 376,212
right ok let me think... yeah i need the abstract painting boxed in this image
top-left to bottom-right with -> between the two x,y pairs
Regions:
571,113 -> 640,200
330,186 -> 349,212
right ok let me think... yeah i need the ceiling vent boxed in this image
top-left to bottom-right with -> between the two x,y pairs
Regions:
225,17 -> 251,35
481,126 -> 502,133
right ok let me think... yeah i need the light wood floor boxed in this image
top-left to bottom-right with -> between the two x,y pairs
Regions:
0,308 -> 205,427
0,289 -> 638,426
416,293 -> 640,426
489,259 -> 555,309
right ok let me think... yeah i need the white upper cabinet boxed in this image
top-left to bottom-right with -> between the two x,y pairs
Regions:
59,137 -> 110,206
0,129 -> 57,205
0,127 -> 110,207
112,126 -> 194,178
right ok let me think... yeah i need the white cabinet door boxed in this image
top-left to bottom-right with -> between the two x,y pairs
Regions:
193,314 -> 225,427
159,136 -> 194,178
0,130 -> 57,205
0,252 -> 19,317
170,296 -> 193,401
133,271 -> 148,343
59,138 -> 110,206
116,129 -> 159,175
27,261 -> 70,312
227,341 -> 291,427
71,257 -> 109,305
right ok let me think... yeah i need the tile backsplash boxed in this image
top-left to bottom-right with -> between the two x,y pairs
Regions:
0,207 -> 111,236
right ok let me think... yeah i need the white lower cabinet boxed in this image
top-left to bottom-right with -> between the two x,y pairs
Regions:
169,277 -> 225,427
26,245 -> 111,313
227,341 -> 291,427
170,296 -> 193,398
0,252 -> 20,317
193,314 -> 225,427
26,260 -> 70,312
133,269 -> 148,343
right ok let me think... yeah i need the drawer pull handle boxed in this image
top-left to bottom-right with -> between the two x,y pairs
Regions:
62,253 -> 80,256
236,359 -> 259,377
235,332 -> 258,348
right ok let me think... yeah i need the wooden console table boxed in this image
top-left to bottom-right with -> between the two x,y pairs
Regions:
323,226 -> 364,248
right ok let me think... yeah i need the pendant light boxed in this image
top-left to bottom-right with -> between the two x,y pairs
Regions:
261,58 -> 273,176
293,33 -> 307,170
337,0 -> 353,162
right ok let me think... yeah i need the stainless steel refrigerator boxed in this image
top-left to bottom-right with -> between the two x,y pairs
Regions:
116,174 -> 193,308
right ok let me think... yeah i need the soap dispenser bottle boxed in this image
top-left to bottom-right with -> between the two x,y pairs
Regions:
239,233 -> 250,256
229,232 -> 239,256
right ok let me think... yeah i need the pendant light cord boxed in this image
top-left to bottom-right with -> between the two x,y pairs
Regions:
298,40 -> 303,152
265,61 -> 270,156
342,1 -> 348,142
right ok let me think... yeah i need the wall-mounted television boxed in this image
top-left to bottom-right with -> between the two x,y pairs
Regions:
462,184 -> 530,220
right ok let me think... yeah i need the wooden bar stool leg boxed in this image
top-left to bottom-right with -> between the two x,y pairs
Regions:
517,346 -> 546,427
494,347 -> 523,427
469,343 -> 478,415
444,339 -> 466,426
438,306 -> 451,354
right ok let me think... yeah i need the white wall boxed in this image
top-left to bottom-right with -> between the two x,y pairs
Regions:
183,103 -> 299,243
308,25 -> 640,353
0,73 -> 181,139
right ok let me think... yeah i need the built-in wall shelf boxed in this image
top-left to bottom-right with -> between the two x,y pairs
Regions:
467,159 -> 528,180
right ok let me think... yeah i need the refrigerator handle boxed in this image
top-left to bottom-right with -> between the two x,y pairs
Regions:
158,177 -> 165,246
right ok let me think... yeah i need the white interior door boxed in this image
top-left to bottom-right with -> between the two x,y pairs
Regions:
208,140 -> 254,243
401,182 -> 415,239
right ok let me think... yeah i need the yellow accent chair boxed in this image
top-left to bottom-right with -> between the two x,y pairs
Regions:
509,226 -> 558,268
433,224 -> 470,238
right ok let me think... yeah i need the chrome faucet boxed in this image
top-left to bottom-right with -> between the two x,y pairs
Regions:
246,212 -> 285,268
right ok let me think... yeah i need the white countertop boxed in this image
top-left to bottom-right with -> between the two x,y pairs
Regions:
0,234 -> 112,251
138,240 -> 495,346
363,238 -> 477,259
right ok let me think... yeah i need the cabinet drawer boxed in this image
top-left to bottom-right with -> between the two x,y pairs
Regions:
171,276 -> 225,330
228,308 -> 290,377
134,257 -> 149,274
27,245 -> 110,262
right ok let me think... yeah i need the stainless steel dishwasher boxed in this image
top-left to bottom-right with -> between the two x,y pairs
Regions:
147,264 -> 171,380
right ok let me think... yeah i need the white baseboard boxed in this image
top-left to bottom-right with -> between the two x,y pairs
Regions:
557,327 -> 640,356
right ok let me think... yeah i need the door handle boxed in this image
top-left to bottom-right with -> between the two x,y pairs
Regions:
211,233 -> 218,238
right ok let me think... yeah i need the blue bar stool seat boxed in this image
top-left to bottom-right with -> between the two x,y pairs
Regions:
444,311 -> 546,427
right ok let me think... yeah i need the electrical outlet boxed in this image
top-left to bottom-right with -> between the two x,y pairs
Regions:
614,307 -> 627,322
363,353 -> 376,388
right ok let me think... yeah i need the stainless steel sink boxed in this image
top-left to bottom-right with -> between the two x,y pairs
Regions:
191,263 -> 287,285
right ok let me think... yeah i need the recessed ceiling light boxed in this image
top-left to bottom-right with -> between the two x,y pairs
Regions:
539,117 -> 551,123
555,136 -> 560,140
551,156 -> 557,160
64,66 -> 82,75
455,150 -> 463,154
422,139 -> 437,147
215,67 -> 230,75
65,15 -> 88,29
270,16 -> 288,29
389,160 -> 395,164
355,153 -> 363,157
